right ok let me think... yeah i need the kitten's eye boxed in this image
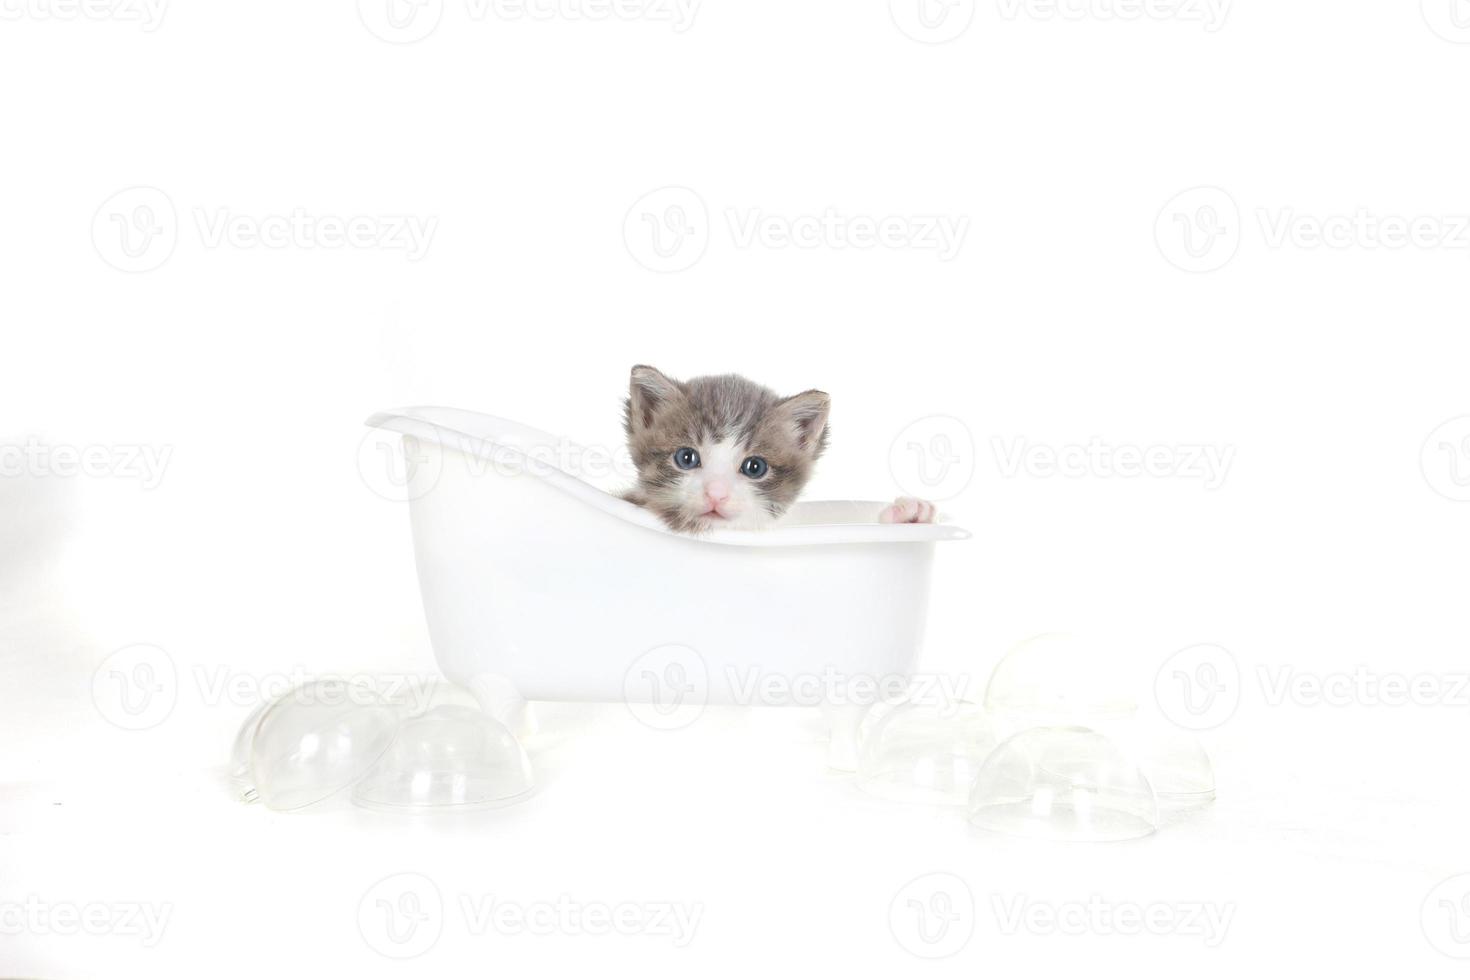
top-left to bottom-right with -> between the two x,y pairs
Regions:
672,447 -> 701,470
740,456 -> 769,479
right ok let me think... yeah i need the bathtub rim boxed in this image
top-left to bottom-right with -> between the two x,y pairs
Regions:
366,406 -> 971,548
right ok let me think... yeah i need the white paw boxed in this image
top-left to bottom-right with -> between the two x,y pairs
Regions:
879,496 -> 936,524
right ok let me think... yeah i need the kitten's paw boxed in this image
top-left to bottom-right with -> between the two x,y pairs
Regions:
879,496 -> 936,524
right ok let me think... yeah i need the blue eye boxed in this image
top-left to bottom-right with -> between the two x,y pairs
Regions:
741,456 -> 769,479
673,447 -> 701,470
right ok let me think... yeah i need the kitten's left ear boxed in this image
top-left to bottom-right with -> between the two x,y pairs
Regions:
771,390 -> 830,457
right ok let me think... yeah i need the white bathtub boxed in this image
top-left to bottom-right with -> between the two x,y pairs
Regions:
366,407 -> 968,727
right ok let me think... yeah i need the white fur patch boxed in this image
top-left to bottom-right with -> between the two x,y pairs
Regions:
673,439 -> 774,529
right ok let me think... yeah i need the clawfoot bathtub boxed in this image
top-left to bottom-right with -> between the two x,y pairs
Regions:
365,408 -> 968,761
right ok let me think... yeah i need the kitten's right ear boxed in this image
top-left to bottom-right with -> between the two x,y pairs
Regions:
628,365 -> 681,430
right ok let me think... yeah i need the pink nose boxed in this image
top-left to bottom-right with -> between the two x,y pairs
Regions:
704,482 -> 731,507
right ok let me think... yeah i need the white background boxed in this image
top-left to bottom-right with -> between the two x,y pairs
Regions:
4,0 -> 1470,976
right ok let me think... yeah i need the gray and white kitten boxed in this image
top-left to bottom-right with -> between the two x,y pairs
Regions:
620,365 -> 938,534
621,365 -> 830,534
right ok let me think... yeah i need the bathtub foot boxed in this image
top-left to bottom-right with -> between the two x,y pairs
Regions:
821,701 -> 870,773
467,673 -> 537,739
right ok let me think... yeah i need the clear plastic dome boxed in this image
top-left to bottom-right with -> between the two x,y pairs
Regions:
966,726 -> 1158,842
983,633 -> 1138,724
352,704 -> 535,812
245,679 -> 401,811
1113,723 -> 1215,810
856,699 -> 998,806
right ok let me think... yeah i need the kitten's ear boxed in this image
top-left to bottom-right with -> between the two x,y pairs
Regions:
628,365 -> 682,430
771,390 -> 831,457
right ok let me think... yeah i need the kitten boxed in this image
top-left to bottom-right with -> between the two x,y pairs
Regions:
620,365 -> 936,534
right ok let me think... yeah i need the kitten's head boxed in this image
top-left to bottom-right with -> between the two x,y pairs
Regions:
623,365 -> 830,534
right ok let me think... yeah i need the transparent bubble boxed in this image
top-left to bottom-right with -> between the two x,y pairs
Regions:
231,678 -> 536,813
857,699 -> 998,806
983,633 -> 1138,724
244,679 -> 400,811
352,704 -> 535,813
967,727 -> 1158,842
